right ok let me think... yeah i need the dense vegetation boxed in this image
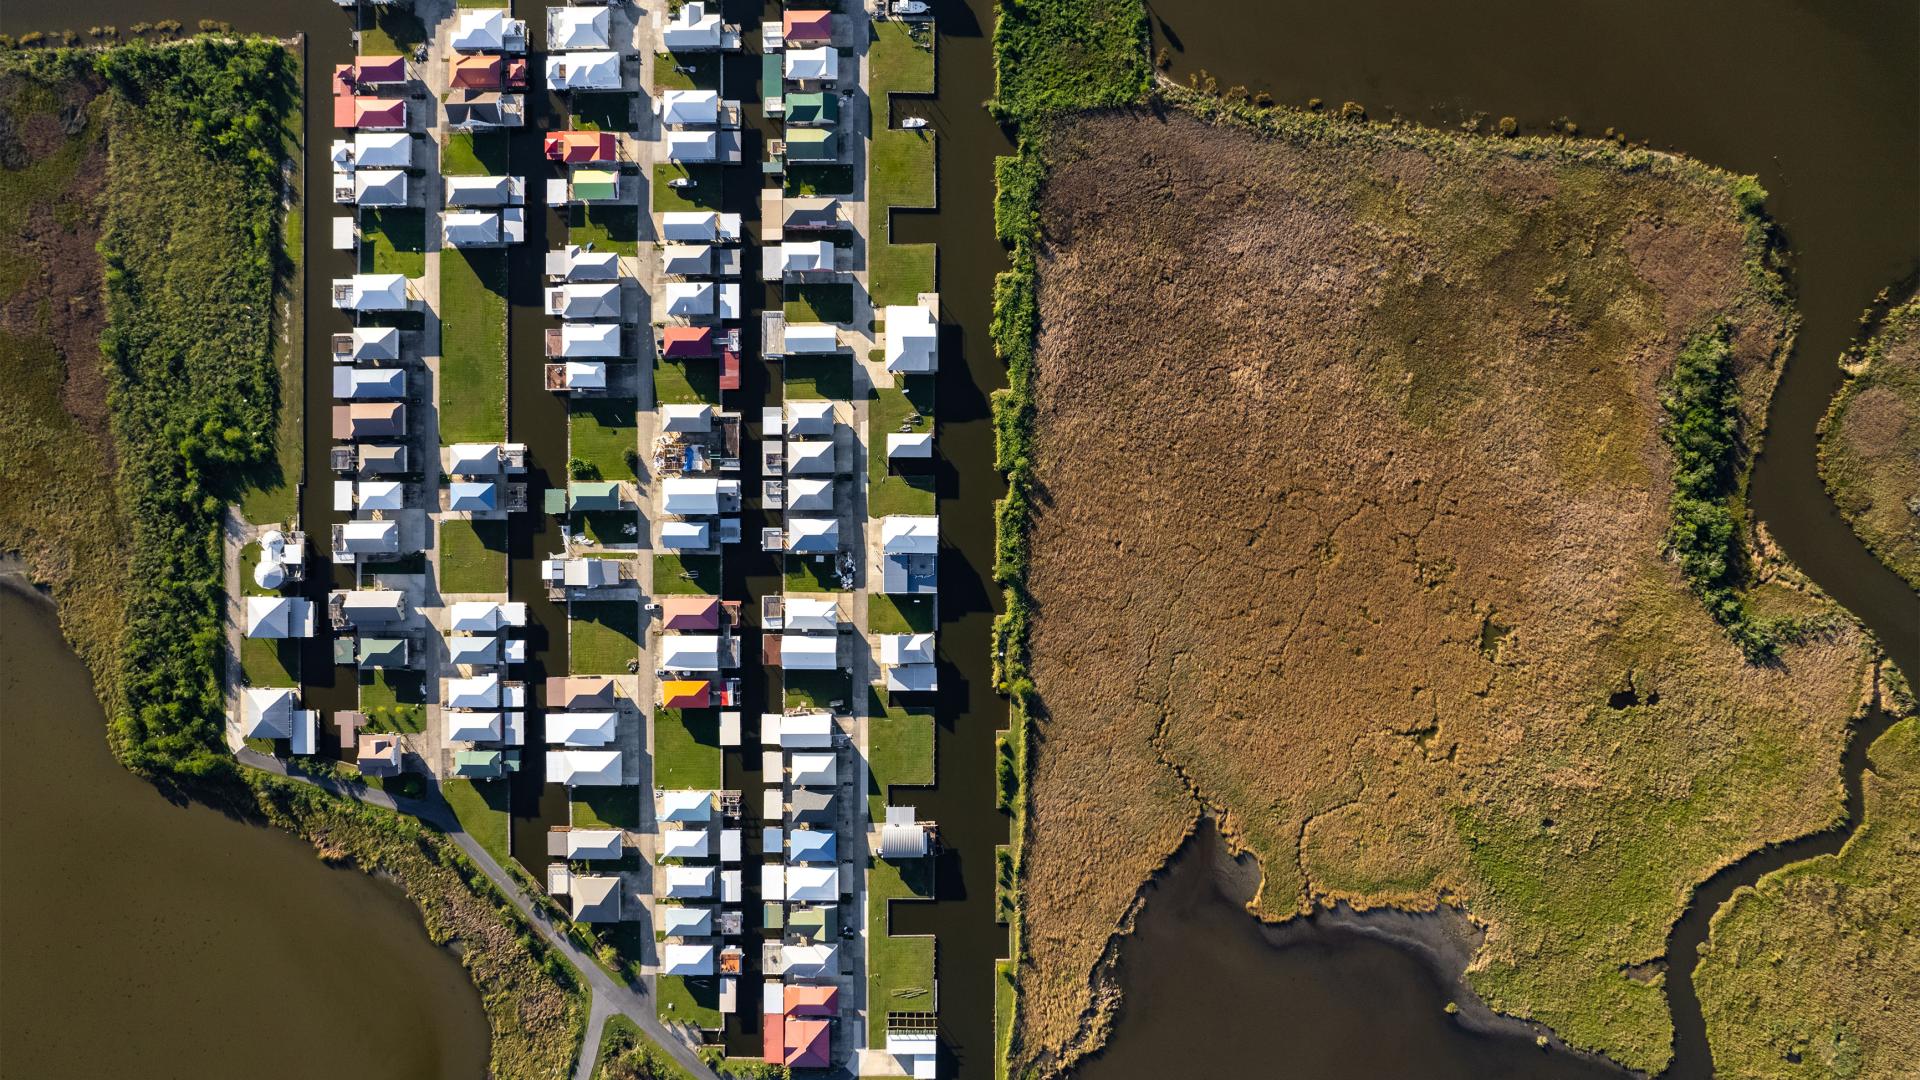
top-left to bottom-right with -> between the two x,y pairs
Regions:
2,40 -> 296,776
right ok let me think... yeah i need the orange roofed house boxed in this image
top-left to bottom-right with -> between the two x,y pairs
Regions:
545,130 -> 618,164
659,679 -> 711,709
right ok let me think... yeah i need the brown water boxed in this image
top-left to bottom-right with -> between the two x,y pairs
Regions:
0,585 -> 491,1079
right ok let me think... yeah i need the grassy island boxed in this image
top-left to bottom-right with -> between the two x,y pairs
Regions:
986,3 -> 1881,1077
1817,298 -> 1920,588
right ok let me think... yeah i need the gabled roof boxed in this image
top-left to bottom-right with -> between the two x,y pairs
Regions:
881,515 -> 938,554
660,89 -> 721,126
547,51 -> 622,92
660,679 -> 712,709
661,595 -> 722,631
880,632 -> 936,666
659,633 -> 722,671
781,10 -> 833,43
659,520 -> 709,549
662,476 -> 723,516
780,633 -> 838,670
549,5 -> 610,49
782,322 -> 839,354
543,130 -> 617,164
888,431 -> 934,459
662,1 -> 723,49
662,942 -> 714,975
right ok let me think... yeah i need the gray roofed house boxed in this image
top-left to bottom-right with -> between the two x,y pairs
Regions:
331,589 -> 409,625
788,787 -> 834,825
545,281 -> 621,319
357,444 -> 408,474
782,197 -> 841,231
569,875 -> 622,923
239,686 -> 298,740
444,91 -> 524,130
444,174 -> 522,208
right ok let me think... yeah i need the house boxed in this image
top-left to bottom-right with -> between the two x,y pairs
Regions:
332,519 -> 400,561
782,197 -> 841,233
546,555 -> 620,588
446,710 -> 503,742
887,1029 -> 937,1080
331,589 -> 408,626
547,322 -> 624,358
334,366 -> 406,400
659,634 -> 722,672
661,244 -> 712,278
546,281 -> 622,319
351,98 -> 408,130
350,131 -> 413,169
659,520 -> 709,550
664,865 -> 716,900
787,787 -> 834,826
662,1 -> 727,50
886,664 -> 938,692
659,89 -> 720,126
781,10 -> 832,45
782,322 -> 839,354
784,47 -> 838,84
244,595 -> 315,639
446,481 -> 499,513
657,905 -> 712,938
550,748 -> 623,786
445,174 -> 524,208
660,325 -> 716,358
782,91 -> 838,127
660,596 -> 721,631
353,168 -> 408,206
448,600 -> 527,632
782,127 -> 836,161
548,675 -> 617,710
547,711 -> 618,747
663,280 -> 715,319
785,477 -> 833,512
785,400 -> 835,437
880,806 -> 931,859
885,303 -> 939,373
881,514 -> 939,593
783,866 -> 837,904
546,243 -> 620,281
777,240 -> 834,276
659,789 -> 715,824
238,686 -> 300,741
888,431 -> 934,460
548,5 -> 610,49
780,633 -> 838,671
332,401 -> 406,439
445,443 -> 504,476
662,943 -> 714,976
789,751 -> 837,788
443,210 -> 504,247
446,673 -> 504,711
570,168 -> 620,202
557,828 -> 624,861
547,51 -> 622,92
660,679 -> 712,709
354,480 -> 406,511
659,827 -> 710,860
784,516 -> 839,553
659,477 -> 720,517
451,749 -> 505,778
880,633 -> 936,666
666,129 -> 720,164
784,439 -> 835,476
333,325 -> 401,362
784,598 -> 838,632
569,875 -> 621,922
661,403 -> 714,433
348,55 -> 407,86
787,827 -> 836,863
784,1018 -> 830,1070
332,274 -> 410,311
451,9 -> 527,53
543,130 -> 617,164
774,711 -> 834,748
448,53 -> 505,91
445,635 -> 500,666
356,732 -> 402,777
565,481 -> 623,511
661,211 -> 741,244
445,91 -> 524,130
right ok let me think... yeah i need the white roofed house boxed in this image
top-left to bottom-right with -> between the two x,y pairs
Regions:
659,520 -> 710,550
663,280 -> 716,320
660,211 -> 742,244
550,748 -> 624,786
881,633 -> 938,693
547,5 -> 610,49
783,865 -> 837,904
451,8 -> 528,52
665,129 -> 720,164
660,244 -> 712,278
244,595 -> 315,639
784,477 -> 834,512
353,130 -> 413,168
444,174 -> 525,208
333,365 -> 407,400
445,673 -> 503,710
656,905 -> 712,939
546,710 -> 618,747
662,1 -> 729,51
545,322 -> 623,359
332,326 -> 401,362
442,210 -> 504,248
781,322 -> 839,354
783,47 -> 839,85
658,788 -> 715,824
353,168 -> 408,207
888,431 -> 934,460
658,827 -> 711,861
558,828 -> 624,861
661,476 -> 725,516
445,634 -> 501,667
546,51 -> 623,92
236,687 -> 317,754
661,943 -> 714,976
789,751 -> 837,788
545,281 -> 622,319
547,354 -> 612,393
784,516 -> 839,554
659,89 -> 720,127
661,403 -> 714,433
776,240 -> 834,277
784,438 -> 835,476
664,864 -> 717,900
332,274 -> 410,311
784,597 -> 838,632
354,480 -> 406,512
785,399 -> 835,436
448,600 -> 529,633
659,634 -> 723,672
545,244 -> 620,283
446,710 -> 504,743
881,515 -> 939,594
445,443 -> 504,476
779,633 -> 839,671
331,519 -> 401,563
885,303 -> 939,373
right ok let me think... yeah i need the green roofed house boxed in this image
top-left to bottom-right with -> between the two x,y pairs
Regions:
571,169 -> 620,203
784,92 -> 838,127
453,749 -> 505,778
788,905 -> 838,942
784,127 -> 837,161
569,481 -> 623,511
356,637 -> 410,669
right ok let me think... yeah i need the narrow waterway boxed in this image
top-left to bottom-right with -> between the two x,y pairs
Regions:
0,584 -> 492,1080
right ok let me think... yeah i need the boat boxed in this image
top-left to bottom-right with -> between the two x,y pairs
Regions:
901,116 -> 930,130
669,177 -> 695,189
891,0 -> 929,14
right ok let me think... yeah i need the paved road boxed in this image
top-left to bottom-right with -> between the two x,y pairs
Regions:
237,751 -> 718,1080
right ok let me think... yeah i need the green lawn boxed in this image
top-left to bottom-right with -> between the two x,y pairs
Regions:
358,669 -> 427,734
869,21 -> 939,306
784,163 -> 856,197
652,53 -> 720,92
652,163 -> 723,212
569,399 -> 638,481
652,553 -> 719,595
240,543 -> 278,596
569,204 -> 639,256
784,282 -> 854,324
443,778 -> 512,865
870,374 -> 937,517
571,601 -> 640,674
593,1015 -> 697,1080
655,974 -> 723,1030
784,668 -> 849,711
870,593 -> 936,635
439,518 -> 507,594
442,131 -> 508,175
652,354 -> 719,406
653,708 -> 723,789
357,6 -> 426,54
360,208 -> 425,277
572,787 -> 640,831
784,355 -> 852,401
579,509 -> 639,547
994,960 -> 1018,1080
438,249 -> 508,444
869,855 -> 937,1035
239,635 -> 298,688
570,93 -> 631,132
785,554 -> 844,594
868,706 -> 936,822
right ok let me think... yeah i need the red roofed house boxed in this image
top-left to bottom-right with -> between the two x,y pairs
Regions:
660,595 -> 721,631
783,1018 -> 830,1069
784,984 -> 838,1017
353,98 -> 408,131
782,10 -> 833,45
545,130 -> 617,164
661,325 -> 716,358
449,53 -> 503,90
353,55 -> 407,85
659,680 -> 712,710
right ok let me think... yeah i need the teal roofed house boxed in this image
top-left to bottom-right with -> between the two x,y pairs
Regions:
784,127 -> 836,161
784,91 -> 838,127
568,481 -> 622,511
453,749 -> 505,778
356,637 -> 409,669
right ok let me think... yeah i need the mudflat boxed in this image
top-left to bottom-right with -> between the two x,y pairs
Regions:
1011,104 -> 1873,1076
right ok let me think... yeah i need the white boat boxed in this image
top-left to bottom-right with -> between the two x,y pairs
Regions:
669,177 -> 695,189
891,0 -> 929,14
901,116 -> 930,129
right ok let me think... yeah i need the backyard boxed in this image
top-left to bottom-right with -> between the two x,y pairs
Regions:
439,518 -> 507,594
869,374 -> 936,517
569,399 -> 639,481
570,601 -> 641,675
653,553 -> 719,595
438,249 -> 508,444
652,708 -> 723,789
867,20 -> 937,306
359,208 -> 425,277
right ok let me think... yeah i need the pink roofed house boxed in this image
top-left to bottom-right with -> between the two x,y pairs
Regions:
353,55 -> 407,85
544,130 -> 617,164
353,98 -> 408,131
783,1018 -> 830,1069
661,325 -> 716,358
782,10 -> 833,45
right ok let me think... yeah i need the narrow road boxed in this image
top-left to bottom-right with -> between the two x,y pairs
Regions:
236,751 -> 717,1080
